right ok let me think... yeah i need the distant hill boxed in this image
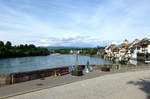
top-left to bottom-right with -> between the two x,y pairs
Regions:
42,46 -> 93,50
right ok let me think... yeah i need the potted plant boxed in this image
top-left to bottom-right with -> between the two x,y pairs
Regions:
101,65 -> 110,72
71,65 -> 83,76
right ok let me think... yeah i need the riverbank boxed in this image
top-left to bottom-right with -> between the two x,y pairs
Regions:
1,65 -> 150,99
0,41 -> 50,59
0,63 -> 147,86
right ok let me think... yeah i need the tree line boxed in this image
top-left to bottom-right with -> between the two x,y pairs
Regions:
0,41 -> 50,58
50,46 -> 105,56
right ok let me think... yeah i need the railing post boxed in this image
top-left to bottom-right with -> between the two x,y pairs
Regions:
11,74 -> 14,84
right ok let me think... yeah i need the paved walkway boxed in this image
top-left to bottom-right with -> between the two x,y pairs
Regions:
5,70 -> 150,99
0,70 -> 111,99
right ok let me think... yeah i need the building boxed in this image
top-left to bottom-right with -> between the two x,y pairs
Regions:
105,44 -> 119,60
104,38 -> 150,65
129,38 -> 150,65
105,40 -> 130,64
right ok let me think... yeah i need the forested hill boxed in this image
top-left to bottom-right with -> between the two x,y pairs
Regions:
0,41 -> 49,58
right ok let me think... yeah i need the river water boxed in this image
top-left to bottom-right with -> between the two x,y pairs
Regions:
0,54 -> 111,73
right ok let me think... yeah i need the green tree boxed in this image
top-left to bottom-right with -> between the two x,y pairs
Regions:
5,41 -> 12,49
0,41 -> 4,47
29,44 -> 35,48
0,41 -> 50,58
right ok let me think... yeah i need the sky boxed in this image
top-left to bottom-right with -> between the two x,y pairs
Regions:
0,0 -> 150,47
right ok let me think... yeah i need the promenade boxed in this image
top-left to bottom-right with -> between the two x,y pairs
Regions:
0,66 -> 150,99
6,70 -> 150,99
0,70 -> 111,99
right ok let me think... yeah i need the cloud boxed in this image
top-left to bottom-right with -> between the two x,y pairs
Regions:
31,35 -> 108,47
0,0 -> 150,46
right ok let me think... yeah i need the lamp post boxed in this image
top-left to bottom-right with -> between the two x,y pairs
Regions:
85,60 -> 90,73
71,50 -> 83,76
75,51 -> 80,67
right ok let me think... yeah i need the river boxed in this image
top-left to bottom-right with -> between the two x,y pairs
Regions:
0,54 -> 111,73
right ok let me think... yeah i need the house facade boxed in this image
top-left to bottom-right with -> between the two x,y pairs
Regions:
104,40 -> 130,64
128,38 -> 150,65
105,38 -> 150,65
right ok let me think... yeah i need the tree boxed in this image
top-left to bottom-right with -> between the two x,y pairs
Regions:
0,41 -> 50,58
5,41 -> 12,48
0,41 -> 4,47
29,44 -> 35,48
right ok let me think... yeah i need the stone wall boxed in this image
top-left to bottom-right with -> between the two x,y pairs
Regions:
91,64 -> 150,71
0,74 -> 11,86
0,66 -> 70,86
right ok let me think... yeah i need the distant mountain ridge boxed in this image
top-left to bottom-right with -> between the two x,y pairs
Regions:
42,46 -> 94,50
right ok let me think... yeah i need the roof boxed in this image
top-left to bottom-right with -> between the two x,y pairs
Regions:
105,44 -> 119,52
137,38 -> 150,46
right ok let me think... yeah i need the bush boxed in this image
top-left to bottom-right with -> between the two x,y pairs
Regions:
71,66 -> 83,76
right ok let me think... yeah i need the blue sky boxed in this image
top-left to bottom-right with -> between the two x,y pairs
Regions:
0,0 -> 150,47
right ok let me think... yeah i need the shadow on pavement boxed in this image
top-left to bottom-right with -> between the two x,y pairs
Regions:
128,79 -> 150,99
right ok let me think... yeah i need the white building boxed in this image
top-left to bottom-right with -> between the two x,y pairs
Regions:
129,38 -> 150,65
105,38 -> 150,65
